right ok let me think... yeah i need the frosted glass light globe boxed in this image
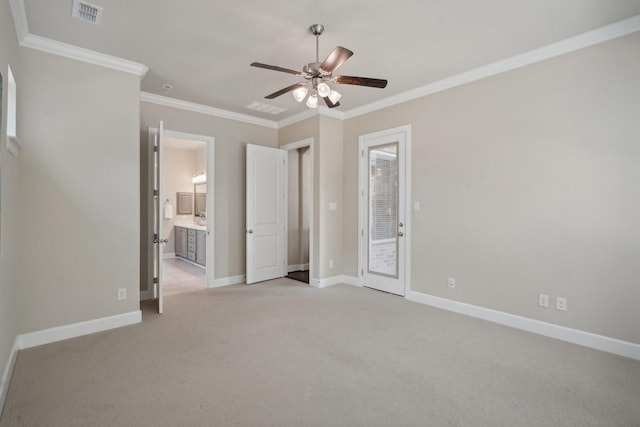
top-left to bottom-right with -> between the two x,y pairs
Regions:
317,82 -> 331,98
306,94 -> 318,108
292,86 -> 308,102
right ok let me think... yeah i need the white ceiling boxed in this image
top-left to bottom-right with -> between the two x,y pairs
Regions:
19,0 -> 640,122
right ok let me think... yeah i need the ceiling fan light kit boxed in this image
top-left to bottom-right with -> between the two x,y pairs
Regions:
251,24 -> 387,109
306,93 -> 319,108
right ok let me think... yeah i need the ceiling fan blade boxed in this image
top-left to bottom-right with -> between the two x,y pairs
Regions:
251,62 -> 303,76
335,75 -> 388,88
323,97 -> 340,109
265,82 -> 305,99
319,47 -> 353,73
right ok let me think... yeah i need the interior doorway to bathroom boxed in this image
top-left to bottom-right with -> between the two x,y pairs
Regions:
161,135 -> 210,295
141,127 -> 214,304
282,139 -> 312,284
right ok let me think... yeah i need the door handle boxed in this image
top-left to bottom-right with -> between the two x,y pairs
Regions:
247,229 -> 254,234
153,238 -> 169,244
398,232 -> 404,237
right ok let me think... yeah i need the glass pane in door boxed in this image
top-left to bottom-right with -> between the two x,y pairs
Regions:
368,143 -> 398,277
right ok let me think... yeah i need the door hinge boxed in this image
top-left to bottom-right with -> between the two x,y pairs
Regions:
361,229 -> 363,237
361,269 -> 364,276
361,149 -> 364,157
153,190 -> 159,197
153,146 -> 158,152
153,277 -> 158,284
153,233 -> 159,243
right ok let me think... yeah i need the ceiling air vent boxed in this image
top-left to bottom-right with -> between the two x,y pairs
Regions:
246,101 -> 286,115
71,0 -> 103,25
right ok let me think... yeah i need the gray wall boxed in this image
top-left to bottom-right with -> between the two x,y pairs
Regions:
318,115 -> 344,278
16,48 -> 141,333
0,0 -> 20,400
140,103 -> 279,281
343,33 -> 640,344
279,115 -> 345,281
162,147 -> 199,254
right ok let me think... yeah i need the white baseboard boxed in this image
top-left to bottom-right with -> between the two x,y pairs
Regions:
406,291 -> 640,361
311,275 -> 361,289
163,252 -> 175,259
1,310 -> 142,414
211,274 -> 245,288
19,311 -> 142,350
0,337 -> 20,416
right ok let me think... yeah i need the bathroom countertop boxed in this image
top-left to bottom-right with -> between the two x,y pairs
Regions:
174,222 -> 207,231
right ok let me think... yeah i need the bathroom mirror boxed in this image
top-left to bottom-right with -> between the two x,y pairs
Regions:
176,192 -> 193,215
194,183 -> 206,217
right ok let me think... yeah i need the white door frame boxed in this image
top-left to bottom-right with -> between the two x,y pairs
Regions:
358,125 -> 412,295
149,127 -> 216,289
280,138 -> 315,285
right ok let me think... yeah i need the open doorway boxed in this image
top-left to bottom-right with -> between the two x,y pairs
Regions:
141,127 -> 214,306
282,139 -> 313,284
161,136 -> 209,296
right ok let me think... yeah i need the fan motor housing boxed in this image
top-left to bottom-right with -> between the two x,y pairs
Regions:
303,62 -> 322,77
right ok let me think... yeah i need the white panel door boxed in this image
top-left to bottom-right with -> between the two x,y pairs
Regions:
359,127 -> 410,296
246,144 -> 287,284
153,121 -> 166,313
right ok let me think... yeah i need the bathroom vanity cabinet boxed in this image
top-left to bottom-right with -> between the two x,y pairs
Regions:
174,226 -> 206,267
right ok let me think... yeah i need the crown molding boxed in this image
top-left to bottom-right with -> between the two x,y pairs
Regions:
275,106 -> 344,128
318,106 -> 345,121
276,109 -> 318,128
9,0 -> 148,78
343,14 -> 640,120
10,0 -> 640,126
8,0 -> 28,42
140,92 -> 278,129
21,34 -> 149,77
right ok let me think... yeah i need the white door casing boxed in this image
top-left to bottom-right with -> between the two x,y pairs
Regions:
246,144 -> 287,284
359,125 -> 411,296
154,121 -> 165,313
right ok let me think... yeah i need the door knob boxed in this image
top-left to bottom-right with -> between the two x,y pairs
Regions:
161,239 -> 169,243
247,229 -> 254,234
398,232 -> 404,237
399,222 -> 404,227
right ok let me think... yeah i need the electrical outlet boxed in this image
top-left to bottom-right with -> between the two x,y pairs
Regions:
117,288 -> 127,301
556,297 -> 567,311
448,277 -> 456,288
538,294 -> 549,308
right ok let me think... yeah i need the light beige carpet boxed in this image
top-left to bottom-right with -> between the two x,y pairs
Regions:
2,279 -> 639,426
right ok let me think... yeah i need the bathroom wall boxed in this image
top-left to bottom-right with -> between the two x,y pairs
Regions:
161,147 -> 198,255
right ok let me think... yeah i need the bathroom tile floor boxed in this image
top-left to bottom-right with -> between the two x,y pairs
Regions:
162,258 -> 207,296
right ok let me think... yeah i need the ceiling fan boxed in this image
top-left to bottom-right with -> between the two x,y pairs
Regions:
250,24 -> 388,109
